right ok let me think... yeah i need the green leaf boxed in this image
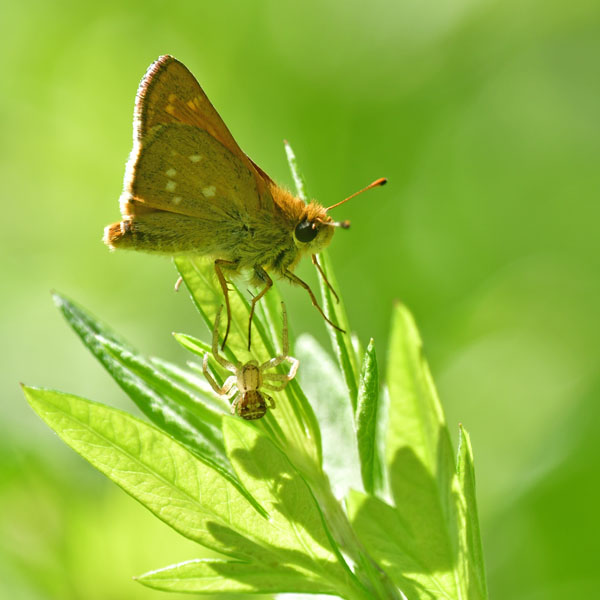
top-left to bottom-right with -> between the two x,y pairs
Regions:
349,429 -> 489,600
385,302 -> 454,482
149,356 -> 227,413
316,250 -> 360,410
98,336 -> 223,431
53,292 -> 231,474
348,490 -> 457,600
456,425 -> 488,600
22,387 -> 274,553
172,332 -> 237,393
137,558 -> 333,594
173,331 -> 213,358
385,303 -> 457,539
284,139 -> 308,201
223,417 -> 367,599
363,301 -> 465,599
355,338 -> 383,495
295,333 -> 361,497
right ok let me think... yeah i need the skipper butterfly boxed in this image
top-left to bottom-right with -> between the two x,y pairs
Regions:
104,55 -> 386,348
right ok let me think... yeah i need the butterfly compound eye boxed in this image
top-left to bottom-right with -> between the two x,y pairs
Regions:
295,220 -> 318,243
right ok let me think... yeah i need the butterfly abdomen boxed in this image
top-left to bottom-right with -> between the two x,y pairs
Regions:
104,210 -> 234,254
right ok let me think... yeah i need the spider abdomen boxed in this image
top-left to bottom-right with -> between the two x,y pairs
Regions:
237,390 -> 268,420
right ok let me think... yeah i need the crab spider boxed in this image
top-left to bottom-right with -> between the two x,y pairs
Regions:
202,303 -> 299,420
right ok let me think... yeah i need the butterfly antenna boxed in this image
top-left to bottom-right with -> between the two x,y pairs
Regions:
316,218 -> 351,229
325,177 -> 387,212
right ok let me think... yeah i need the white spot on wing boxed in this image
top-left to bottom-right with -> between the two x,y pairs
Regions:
189,154 -> 202,163
166,180 -> 177,192
173,196 -> 182,205
202,185 -> 216,198
166,168 -> 177,177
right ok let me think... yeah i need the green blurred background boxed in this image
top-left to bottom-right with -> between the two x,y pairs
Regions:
2,0 -> 599,598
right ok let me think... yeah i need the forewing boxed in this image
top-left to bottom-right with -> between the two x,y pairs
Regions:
123,123 -> 262,219
127,55 -> 272,211
134,55 -> 243,158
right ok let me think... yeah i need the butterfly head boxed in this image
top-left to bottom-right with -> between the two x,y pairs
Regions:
293,203 -> 344,253
292,177 -> 387,252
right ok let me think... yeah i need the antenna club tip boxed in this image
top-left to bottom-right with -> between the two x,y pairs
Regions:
376,177 -> 387,186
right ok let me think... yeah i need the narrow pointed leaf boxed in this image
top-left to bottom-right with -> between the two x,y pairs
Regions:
456,425 -> 488,600
98,336 -> 223,431
355,338 -> 383,495
296,333 -> 361,497
137,558 -> 335,594
172,332 -> 236,391
149,356 -> 226,411
386,303 -> 457,535
380,303 -> 464,598
385,302 -> 454,480
284,139 -> 308,201
316,251 -> 360,410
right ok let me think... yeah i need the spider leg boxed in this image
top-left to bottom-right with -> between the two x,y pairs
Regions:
262,356 -> 299,392
260,302 -> 292,370
221,376 -> 238,398
203,353 -> 237,396
262,355 -> 299,382
210,305 -> 236,372
262,380 -> 287,392
264,394 -> 275,410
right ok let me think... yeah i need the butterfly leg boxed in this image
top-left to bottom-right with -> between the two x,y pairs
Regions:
248,267 -> 273,350
311,254 -> 339,303
284,270 -> 345,333
214,259 -> 238,350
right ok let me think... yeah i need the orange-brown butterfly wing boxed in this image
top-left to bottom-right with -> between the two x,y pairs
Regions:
124,122 -> 262,220
135,55 -> 242,158
122,55 -> 272,217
